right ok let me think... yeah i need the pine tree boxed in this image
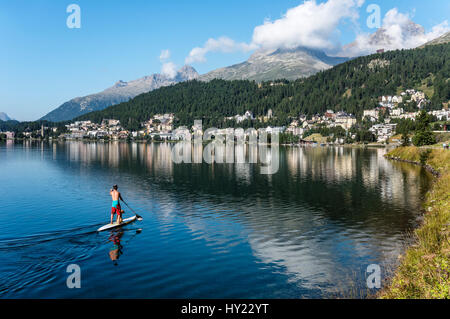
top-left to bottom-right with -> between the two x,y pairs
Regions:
412,111 -> 436,146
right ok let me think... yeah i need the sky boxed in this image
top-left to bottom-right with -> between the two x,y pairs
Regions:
1,0 -> 449,121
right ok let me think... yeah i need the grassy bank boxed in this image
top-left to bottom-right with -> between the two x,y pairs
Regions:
381,146 -> 450,299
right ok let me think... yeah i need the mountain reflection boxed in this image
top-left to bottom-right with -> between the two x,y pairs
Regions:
13,140 -> 432,296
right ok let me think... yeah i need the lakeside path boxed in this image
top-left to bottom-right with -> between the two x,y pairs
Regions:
382,146 -> 450,299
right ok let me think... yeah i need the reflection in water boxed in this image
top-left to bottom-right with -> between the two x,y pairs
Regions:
107,228 -> 143,266
0,141 -> 433,298
27,141 -> 429,207
109,230 -> 124,266
41,141 -> 283,177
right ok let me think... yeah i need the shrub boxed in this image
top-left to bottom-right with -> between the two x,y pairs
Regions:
401,132 -> 410,146
413,131 -> 436,146
419,149 -> 432,165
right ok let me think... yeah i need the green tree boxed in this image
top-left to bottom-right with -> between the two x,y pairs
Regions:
401,131 -> 410,147
355,129 -> 376,143
412,110 -> 436,146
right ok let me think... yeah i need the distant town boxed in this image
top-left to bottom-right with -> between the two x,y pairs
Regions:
1,89 -> 449,145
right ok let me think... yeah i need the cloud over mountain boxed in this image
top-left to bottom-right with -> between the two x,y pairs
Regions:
251,0 -> 363,51
159,49 -> 178,79
185,0 -> 363,64
185,37 -> 255,64
184,0 -> 449,63
341,8 -> 449,56
161,62 -> 178,79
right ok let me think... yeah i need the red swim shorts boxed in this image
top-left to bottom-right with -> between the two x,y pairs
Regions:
111,204 -> 122,217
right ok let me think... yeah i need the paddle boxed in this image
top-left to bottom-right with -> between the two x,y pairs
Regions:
121,200 -> 143,221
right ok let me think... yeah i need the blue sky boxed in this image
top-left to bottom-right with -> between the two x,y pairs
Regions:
1,0 -> 449,121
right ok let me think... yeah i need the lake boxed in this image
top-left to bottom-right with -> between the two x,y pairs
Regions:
0,140 -> 433,298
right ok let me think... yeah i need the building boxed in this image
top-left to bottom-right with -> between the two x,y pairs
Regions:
430,109 -> 450,121
102,119 -> 121,127
390,108 -> 404,117
233,110 -> 255,123
258,126 -> 285,135
158,118 -> 173,133
392,96 -> 403,104
363,109 -> 379,121
411,91 -> 425,102
324,110 -> 336,120
369,123 -> 397,142
286,126 -> 304,136
335,112 -> 356,130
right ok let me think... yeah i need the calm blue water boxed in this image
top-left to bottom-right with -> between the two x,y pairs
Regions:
0,140 -> 432,298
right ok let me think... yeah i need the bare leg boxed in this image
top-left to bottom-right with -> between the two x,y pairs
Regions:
110,214 -> 114,224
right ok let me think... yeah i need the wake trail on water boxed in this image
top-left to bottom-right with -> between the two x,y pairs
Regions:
0,223 -> 114,297
0,224 -> 102,250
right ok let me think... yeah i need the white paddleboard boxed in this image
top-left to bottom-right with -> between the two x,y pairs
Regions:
97,216 -> 138,232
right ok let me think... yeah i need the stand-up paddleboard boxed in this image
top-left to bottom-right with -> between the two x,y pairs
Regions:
97,216 -> 138,232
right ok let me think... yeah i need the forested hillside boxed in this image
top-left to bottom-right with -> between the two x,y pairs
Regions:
0,120 -> 68,136
76,43 -> 450,130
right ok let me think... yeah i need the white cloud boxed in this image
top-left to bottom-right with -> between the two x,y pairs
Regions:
251,0 -> 364,50
184,1 -> 449,63
185,0 -> 363,64
185,36 -> 255,64
161,62 -> 177,79
159,49 -> 171,61
159,49 -> 178,79
341,8 -> 449,56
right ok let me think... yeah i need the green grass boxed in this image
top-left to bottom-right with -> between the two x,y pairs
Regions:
303,133 -> 328,144
386,146 -> 450,173
433,132 -> 450,147
381,147 -> 450,299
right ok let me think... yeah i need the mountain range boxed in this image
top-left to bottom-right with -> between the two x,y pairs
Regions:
369,20 -> 424,47
75,42 -> 449,130
421,31 -> 450,47
39,20 -> 448,123
0,112 -> 12,121
40,48 -> 349,122
40,66 -> 199,122
199,46 -> 349,82
341,19 -> 426,55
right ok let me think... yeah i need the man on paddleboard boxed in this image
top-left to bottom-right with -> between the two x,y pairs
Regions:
110,185 -> 124,224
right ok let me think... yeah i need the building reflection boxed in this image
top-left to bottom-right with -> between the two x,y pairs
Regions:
18,140 -> 432,296
285,146 -> 428,205
18,141 -> 431,211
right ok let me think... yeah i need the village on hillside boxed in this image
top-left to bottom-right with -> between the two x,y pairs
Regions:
2,89 -> 449,145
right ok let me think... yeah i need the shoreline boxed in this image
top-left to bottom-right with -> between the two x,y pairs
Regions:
381,146 -> 449,299
384,155 -> 441,177
1,138 -> 394,149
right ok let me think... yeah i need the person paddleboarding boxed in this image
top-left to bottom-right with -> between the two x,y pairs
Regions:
110,185 -> 124,225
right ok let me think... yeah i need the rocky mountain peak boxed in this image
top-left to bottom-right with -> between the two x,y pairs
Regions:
368,20 -> 425,46
113,80 -> 128,88
40,66 -> 199,122
0,112 -> 12,121
200,46 -> 348,82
